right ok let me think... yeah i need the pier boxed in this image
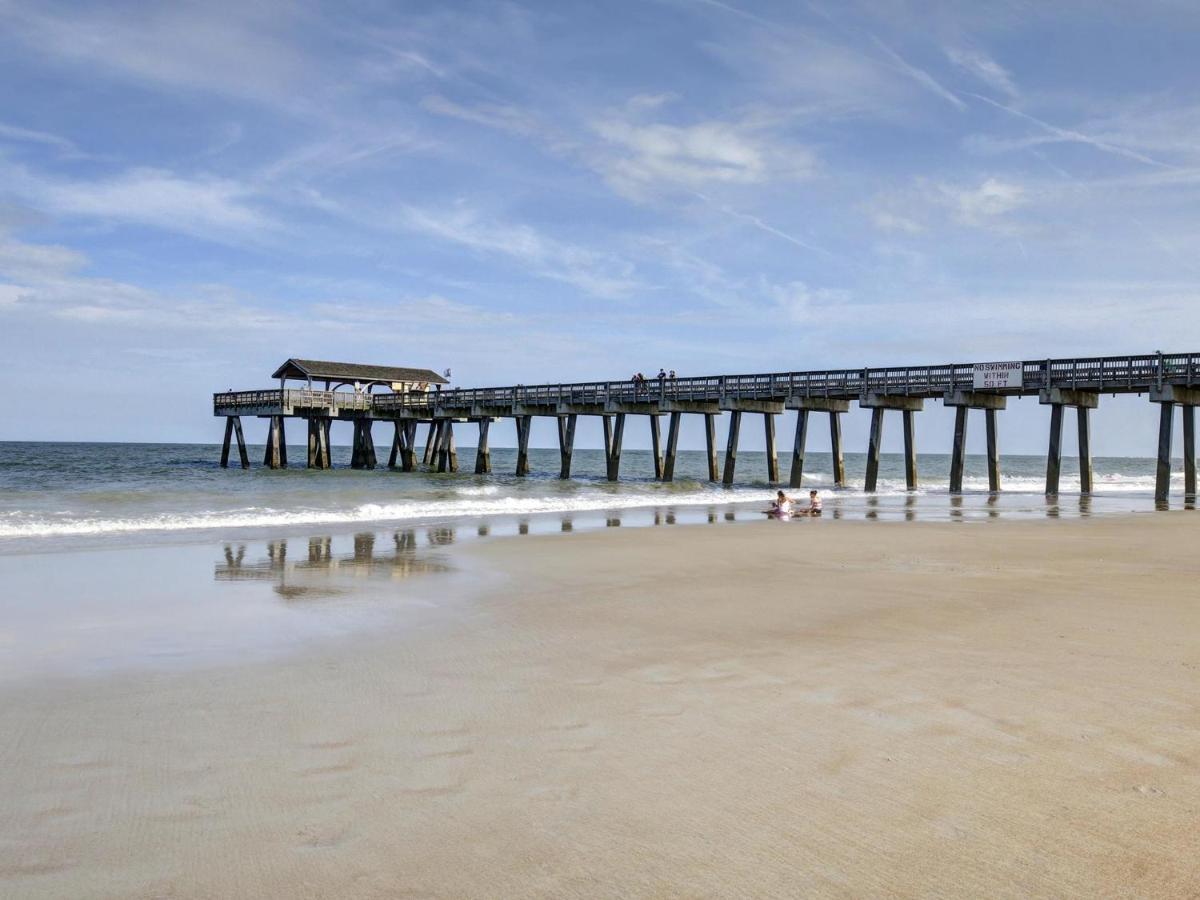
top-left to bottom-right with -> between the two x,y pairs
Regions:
215,353 -> 1200,503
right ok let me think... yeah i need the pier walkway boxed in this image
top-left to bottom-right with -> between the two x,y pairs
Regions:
215,352 -> 1200,503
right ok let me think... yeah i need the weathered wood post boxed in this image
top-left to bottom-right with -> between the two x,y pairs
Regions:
1155,402 -> 1174,503
704,413 -> 719,482
1185,405 -> 1197,499
515,415 -> 532,476
722,410 -> 741,485
557,414 -> 576,479
763,413 -> 779,483
422,422 -> 437,465
650,415 -> 664,480
950,406 -> 968,494
308,417 -> 330,469
604,413 -> 625,481
221,417 -> 234,468
789,410 -> 809,489
436,421 -> 457,473
829,411 -> 845,487
902,409 -> 917,491
222,417 -> 251,469
662,412 -> 681,482
388,421 -> 403,469
985,408 -> 1000,492
1076,407 -> 1093,494
264,415 -> 287,469
864,407 -> 885,493
1045,404 -> 1064,496
475,418 -> 492,474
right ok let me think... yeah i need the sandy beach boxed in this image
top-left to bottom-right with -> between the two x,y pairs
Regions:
2,514 -> 1199,898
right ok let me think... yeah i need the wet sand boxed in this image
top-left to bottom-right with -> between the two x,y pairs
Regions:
2,515 -> 1199,898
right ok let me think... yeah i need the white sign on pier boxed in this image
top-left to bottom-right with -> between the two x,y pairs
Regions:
973,361 -> 1023,390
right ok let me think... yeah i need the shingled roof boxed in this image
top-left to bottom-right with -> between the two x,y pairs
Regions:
272,358 -> 448,385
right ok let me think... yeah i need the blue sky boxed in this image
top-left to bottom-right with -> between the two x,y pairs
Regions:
1,0 -> 1198,454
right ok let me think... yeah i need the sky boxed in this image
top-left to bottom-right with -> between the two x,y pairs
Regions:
1,0 -> 1199,454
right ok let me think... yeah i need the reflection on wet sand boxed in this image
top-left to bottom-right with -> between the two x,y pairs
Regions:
216,529 -> 450,599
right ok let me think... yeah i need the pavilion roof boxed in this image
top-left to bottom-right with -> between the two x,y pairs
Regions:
271,358 -> 448,385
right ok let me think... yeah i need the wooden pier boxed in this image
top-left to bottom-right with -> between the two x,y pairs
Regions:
215,353 -> 1200,503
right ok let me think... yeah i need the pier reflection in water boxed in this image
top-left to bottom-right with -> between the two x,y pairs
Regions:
215,528 -> 451,599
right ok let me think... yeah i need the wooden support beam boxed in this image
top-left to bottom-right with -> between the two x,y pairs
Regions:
1046,404 -> 1064,496
704,413 -> 719,482
363,421 -> 376,469
985,408 -> 1000,493
319,419 -> 330,469
475,418 -> 492,474
950,406 -> 968,494
221,417 -> 235,468
308,418 -> 328,469
516,415 -> 532,476
1184,405 -> 1196,499
722,410 -> 741,485
865,407 -> 884,493
903,409 -> 918,491
445,422 -> 458,473
264,415 -> 286,469
764,413 -> 779,483
605,413 -> 625,481
1156,401 -> 1174,503
232,416 -> 249,469
433,421 -> 448,472
650,415 -> 664,480
663,412 -> 681,482
829,412 -> 845,487
388,422 -> 402,469
1077,406 -> 1093,494
422,422 -> 436,465
789,410 -> 808,489
558,414 -> 577,479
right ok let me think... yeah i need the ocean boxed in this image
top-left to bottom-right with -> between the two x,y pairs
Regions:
0,441 -> 1187,553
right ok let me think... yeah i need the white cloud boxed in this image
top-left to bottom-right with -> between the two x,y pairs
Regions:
944,178 -> 1026,224
591,116 -> 815,197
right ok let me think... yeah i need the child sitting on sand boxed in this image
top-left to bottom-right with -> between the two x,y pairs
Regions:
794,489 -> 822,517
766,490 -> 793,517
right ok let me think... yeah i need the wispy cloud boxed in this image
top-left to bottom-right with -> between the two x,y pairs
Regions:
871,36 -> 966,110
0,120 -> 78,154
399,204 -> 642,298
945,46 -> 1017,98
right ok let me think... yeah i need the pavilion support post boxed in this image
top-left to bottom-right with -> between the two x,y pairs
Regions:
829,412 -> 845,487
604,413 -> 625,481
950,406 -> 969,494
1184,405 -> 1196,499
985,408 -> 1000,493
1156,402 -> 1174,503
445,422 -> 458,473
789,410 -> 809,489
1077,406 -> 1093,494
221,418 -> 234,468
864,407 -> 884,493
430,421 -> 446,472
422,422 -> 437,465
264,415 -> 286,469
308,418 -> 330,469
475,419 -> 492,475
232,416 -> 249,469
351,421 -> 363,469
558,414 -> 577,479
764,413 -> 779,483
388,421 -> 407,470
903,409 -> 918,491
662,412 -> 681,482
704,413 -> 719,482
363,421 -> 377,470
516,415 -> 532,476
722,410 -> 741,486
650,415 -> 664,480
308,418 -> 319,469
1045,404 -> 1064,496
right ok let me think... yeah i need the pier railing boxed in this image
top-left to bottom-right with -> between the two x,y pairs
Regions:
215,352 -> 1200,418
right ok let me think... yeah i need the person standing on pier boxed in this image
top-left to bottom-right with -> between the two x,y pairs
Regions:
657,368 -> 667,396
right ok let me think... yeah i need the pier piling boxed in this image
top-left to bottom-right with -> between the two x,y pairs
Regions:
789,410 -> 809,489
308,417 -> 331,469
1185,405 -> 1197,499
829,412 -> 845,487
663,412 -> 681,481
764,413 -> 779,483
1077,407 -> 1093,494
603,413 -> 625,481
950,407 -> 968,494
722,410 -> 742,486
985,409 -> 1000,492
264,416 -> 287,469
704,414 -> 719,482
1156,402 -> 1174,503
865,408 -> 884,492
422,422 -> 436,466
515,415 -> 532,476
221,416 -> 250,469
903,409 -> 918,491
475,418 -> 492,474
1046,404 -> 1064,496
558,414 -> 576,479
650,416 -> 664,480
